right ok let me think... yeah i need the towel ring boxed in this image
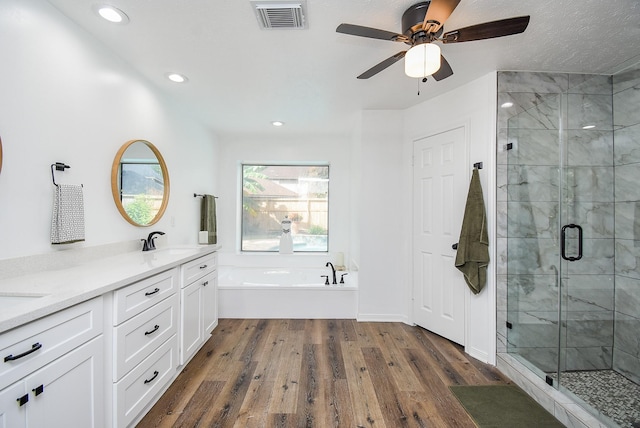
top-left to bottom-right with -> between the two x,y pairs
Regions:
51,163 -> 82,187
51,163 -> 70,187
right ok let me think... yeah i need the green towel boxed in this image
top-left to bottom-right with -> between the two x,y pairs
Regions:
455,169 -> 489,294
200,195 -> 217,244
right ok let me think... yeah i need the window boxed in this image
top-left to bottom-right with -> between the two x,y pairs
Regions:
241,164 -> 329,252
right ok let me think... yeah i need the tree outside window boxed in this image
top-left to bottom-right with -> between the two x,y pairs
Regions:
241,164 -> 329,252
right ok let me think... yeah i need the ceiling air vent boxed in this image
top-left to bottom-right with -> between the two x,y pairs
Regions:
251,1 -> 307,29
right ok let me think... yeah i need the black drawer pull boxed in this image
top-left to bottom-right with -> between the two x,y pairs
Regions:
199,264 -> 208,269
144,325 -> 160,336
17,394 -> 29,406
203,281 -> 209,286
4,343 -> 42,362
32,384 -> 44,396
144,370 -> 159,384
145,288 -> 160,296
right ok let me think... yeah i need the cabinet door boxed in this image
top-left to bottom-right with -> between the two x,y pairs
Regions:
203,272 -> 218,335
180,282 -> 203,364
0,382 -> 26,428
26,337 -> 103,428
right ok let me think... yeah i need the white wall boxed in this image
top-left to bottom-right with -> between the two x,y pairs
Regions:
0,0 -> 218,260
403,73 -> 498,363
0,0 -> 498,362
356,110 -> 408,322
215,135 -> 352,269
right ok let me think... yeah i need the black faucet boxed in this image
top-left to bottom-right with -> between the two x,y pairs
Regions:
142,231 -> 165,251
325,262 -> 337,285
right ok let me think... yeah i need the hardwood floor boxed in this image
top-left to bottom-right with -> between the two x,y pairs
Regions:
138,319 -> 510,428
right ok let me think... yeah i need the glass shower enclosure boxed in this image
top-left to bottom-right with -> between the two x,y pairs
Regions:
499,70 -> 640,427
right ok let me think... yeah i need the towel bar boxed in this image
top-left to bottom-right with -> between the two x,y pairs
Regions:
194,193 -> 218,198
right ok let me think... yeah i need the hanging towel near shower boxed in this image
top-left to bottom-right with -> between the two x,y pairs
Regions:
200,194 -> 217,244
455,168 -> 489,294
51,184 -> 85,244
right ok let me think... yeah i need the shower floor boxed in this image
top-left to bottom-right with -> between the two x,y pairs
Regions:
554,370 -> 640,428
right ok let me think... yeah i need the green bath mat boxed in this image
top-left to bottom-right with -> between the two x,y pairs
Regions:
449,385 -> 565,428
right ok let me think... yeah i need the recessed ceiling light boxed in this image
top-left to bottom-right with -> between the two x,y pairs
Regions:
166,73 -> 188,83
271,121 -> 284,127
501,102 -> 514,108
582,125 -> 596,129
94,5 -> 129,24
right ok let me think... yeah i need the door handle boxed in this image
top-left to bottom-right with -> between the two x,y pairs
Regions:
452,243 -> 458,250
561,224 -> 583,261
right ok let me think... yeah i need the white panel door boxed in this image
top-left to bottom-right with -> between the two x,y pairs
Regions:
181,281 -> 203,364
412,126 -> 468,345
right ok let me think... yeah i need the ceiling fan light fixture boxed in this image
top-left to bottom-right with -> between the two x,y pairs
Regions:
405,43 -> 441,78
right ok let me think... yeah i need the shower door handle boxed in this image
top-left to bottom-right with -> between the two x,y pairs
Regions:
561,224 -> 583,261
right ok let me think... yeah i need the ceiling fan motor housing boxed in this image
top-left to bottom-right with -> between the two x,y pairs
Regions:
402,2 -> 431,37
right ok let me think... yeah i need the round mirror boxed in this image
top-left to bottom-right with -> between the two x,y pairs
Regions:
111,140 -> 170,226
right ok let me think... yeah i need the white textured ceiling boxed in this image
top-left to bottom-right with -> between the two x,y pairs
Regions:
46,0 -> 640,137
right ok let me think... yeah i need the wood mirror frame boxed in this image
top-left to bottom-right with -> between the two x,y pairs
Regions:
110,140 -> 170,227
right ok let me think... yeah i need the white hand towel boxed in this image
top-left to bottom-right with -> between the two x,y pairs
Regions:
51,184 -> 85,244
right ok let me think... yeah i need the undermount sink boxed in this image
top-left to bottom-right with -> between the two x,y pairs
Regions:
0,293 -> 47,310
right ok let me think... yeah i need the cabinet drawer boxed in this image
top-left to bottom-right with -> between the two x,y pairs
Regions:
113,294 -> 178,381
181,253 -> 217,286
113,268 -> 178,324
114,335 -> 178,428
0,297 -> 103,390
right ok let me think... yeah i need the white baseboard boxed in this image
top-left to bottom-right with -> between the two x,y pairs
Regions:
356,313 -> 409,323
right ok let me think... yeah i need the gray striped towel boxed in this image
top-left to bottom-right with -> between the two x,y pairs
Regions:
51,184 -> 85,244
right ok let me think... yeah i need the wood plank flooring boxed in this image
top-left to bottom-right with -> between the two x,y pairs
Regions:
138,319 -> 510,428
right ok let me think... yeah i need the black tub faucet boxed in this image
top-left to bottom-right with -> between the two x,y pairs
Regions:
142,231 -> 165,251
325,262 -> 337,285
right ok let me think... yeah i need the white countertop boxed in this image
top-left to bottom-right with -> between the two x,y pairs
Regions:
0,245 -> 220,333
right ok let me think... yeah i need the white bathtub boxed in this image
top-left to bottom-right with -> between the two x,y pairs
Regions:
218,266 -> 358,319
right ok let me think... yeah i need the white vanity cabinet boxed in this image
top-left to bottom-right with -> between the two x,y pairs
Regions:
0,245 -> 220,428
110,268 -> 179,428
0,297 -> 104,428
180,253 -> 218,365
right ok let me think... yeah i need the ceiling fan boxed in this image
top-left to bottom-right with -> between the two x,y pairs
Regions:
336,0 -> 530,81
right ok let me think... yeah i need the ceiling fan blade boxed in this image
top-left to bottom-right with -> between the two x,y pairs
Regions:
442,16 -> 530,43
432,55 -> 453,81
336,23 -> 409,42
357,51 -> 407,79
423,0 -> 461,33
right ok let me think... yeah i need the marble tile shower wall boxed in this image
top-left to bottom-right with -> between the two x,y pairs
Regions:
496,71 -> 616,373
612,66 -> 640,385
